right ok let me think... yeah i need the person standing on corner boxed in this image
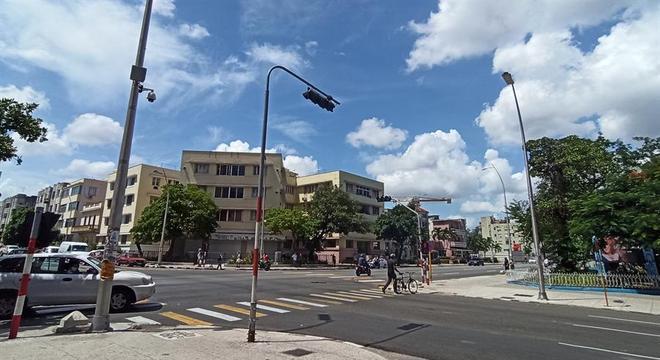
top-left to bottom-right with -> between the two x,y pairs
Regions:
382,253 -> 402,294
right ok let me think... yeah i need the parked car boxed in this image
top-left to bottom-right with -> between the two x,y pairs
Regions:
58,241 -> 89,253
116,253 -> 147,267
7,248 -> 28,255
0,253 -> 156,319
467,255 -> 484,266
41,246 -> 59,253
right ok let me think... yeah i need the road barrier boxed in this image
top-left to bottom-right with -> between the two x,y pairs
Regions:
506,270 -> 660,290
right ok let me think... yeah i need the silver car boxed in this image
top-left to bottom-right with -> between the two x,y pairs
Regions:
0,253 -> 156,319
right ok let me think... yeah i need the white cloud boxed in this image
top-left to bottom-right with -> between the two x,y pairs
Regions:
0,84 -> 50,109
346,118 -> 408,150
59,159 -> 116,180
152,0 -> 176,18
178,23 -> 209,39
406,0 -> 638,71
283,155 -> 319,176
305,41 -> 318,56
13,113 -> 122,157
245,43 -> 307,71
272,118 -> 317,141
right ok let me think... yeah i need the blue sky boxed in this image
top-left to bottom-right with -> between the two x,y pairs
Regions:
1,0 -> 658,227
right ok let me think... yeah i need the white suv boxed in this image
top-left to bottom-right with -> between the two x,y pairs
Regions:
0,253 -> 156,319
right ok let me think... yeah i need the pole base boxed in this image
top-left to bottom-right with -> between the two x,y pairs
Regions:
538,291 -> 548,301
90,315 -> 111,332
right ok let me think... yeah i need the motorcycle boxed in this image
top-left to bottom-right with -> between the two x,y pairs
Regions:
259,259 -> 271,271
355,263 -> 371,276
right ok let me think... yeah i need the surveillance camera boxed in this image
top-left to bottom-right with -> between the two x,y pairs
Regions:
146,91 -> 156,102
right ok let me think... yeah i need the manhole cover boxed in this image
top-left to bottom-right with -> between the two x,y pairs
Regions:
282,348 -> 314,357
154,330 -> 201,340
513,293 -> 534,297
398,323 -> 424,331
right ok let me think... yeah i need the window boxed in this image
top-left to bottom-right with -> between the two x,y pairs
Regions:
33,257 -> 60,273
87,186 -> 97,197
218,164 -> 245,176
59,204 -> 67,213
324,239 -> 337,248
120,235 -> 128,244
215,187 -> 243,198
251,187 -> 259,197
122,214 -> 132,224
68,202 -> 79,211
253,165 -> 260,175
125,194 -> 134,206
346,240 -> 354,249
218,164 -> 228,175
230,187 -> 244,198
194,163 -> 209,174
64,218 -> 76,227
104,217 -> 109,226
356,185 -> 372,198
168,179 -> 179,185
372,241 -> 381,250
286,185 -> 295,194
218,209 -> 242,222
346,183 -> 354,193
249,210 -> 257,221
70,185 -> 82,196
0,257 -> 24,273
152,177 -> 161,187
106,199 -> 112,209
127,176 -> 137,186
372,206 -> 380,216
109,182 -> 115,191
359,205 -> 371,215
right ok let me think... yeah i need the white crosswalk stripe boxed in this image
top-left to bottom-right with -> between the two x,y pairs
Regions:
310,293 -> 357,302
126,316 -> 161,325
188,307 -> 242,322
237,301 -> 290,313
277,298 -> 328,307
344,291 -> 382,298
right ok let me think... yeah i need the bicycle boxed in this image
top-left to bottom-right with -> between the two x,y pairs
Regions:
395,271 -> 419,294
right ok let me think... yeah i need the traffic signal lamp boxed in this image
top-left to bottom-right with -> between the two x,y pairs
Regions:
376,195 -> 392,202
15,211 -> 61,248
302,87 -> 335,112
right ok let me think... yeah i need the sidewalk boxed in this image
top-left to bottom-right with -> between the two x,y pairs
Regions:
422,274 -> 660,315
144,263 -> 354,271
1,327 -> 418,360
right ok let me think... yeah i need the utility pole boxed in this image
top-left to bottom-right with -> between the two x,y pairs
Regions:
91,0 -> 154,331
156,168 -> 170,265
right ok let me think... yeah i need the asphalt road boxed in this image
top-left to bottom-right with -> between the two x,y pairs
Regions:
3,265 -> 659,360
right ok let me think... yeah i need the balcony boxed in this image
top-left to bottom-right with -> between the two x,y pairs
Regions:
71,225 -> 100,233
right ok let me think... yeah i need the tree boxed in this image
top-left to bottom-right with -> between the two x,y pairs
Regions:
465,226 -> 489,254
2,208 -> 60,247
131,184 -> 218,259
265,208 -> 317,249
0,98 -> 48,164
374,205 -> 417,263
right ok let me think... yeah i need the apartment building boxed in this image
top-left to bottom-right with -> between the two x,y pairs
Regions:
297,171 -> 385,263
58,178 -> 107,244
98,164 -> 181,246
181,151 -> 297,257
429,217 -> 469,259
479,216 -> 524,261
35,182 -> 70,229
0,194 -> 37,234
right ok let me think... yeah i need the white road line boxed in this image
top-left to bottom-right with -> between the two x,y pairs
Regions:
187,307 -> 242,322
329,276 -> 355,279
126,316 -> 160,325
237,301 -> 290,314
571,323 -> 660,338
309,293 -> 357,302
558,342 -> 660,360
276,298 -> 328,308
306,273 -> 335,277
343,291 -> 382,298
442,272 -> 459,275
588,315 -> 660,326
356,279 -> 383,283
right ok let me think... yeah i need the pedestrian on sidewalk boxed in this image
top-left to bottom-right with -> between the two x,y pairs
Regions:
332,254 -> 336,267
383,253 -> 402,294
292,252 -> 298,267
196,248 -> 203,267
504,257 -> 510,271
217,253 -> 224,270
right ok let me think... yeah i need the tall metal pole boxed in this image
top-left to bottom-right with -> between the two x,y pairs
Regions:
503,72 -> 547,300
486,163 -> 513,261
91,0 -> 153,331
157,169 -> 170,265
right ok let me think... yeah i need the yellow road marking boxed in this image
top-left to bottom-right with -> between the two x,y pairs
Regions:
214,304 -> 267,317
327,292 -> 372,300
160,311 -> 212,326
260,299 -> 309,310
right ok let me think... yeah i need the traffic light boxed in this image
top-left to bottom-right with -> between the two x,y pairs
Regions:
376,195 -> 392,202
15,211 -> 61,248
302,87 -> 335,112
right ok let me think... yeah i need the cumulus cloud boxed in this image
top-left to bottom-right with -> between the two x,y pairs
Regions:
272,117 -> 317,142
0,84 -> 50,109
305,41 -> 318,56
214,139 -> 297,156
346,118 -> 408,150
152,0 -> 176,18
13,113 -> 122,157
245,43 -> 307,71
283,155 -> 319,176
59,159 -> 116,180
178,23 -> 210,39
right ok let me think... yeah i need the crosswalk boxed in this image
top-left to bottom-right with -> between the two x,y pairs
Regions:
125,288 -> 394,327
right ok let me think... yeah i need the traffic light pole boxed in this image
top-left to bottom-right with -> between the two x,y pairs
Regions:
248,66 -> 339,343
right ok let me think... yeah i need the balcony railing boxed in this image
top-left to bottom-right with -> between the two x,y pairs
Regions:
71,225 -> 100,233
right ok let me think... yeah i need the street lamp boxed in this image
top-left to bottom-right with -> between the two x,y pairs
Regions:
482,163 -> 513,262
151,169 -> 170,266
501,72 -> 548,300
91,0 -> 157,331
248,65 -> 339,343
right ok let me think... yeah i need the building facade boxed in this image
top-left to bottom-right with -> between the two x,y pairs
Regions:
479,216 -> 524,261
0,194 -> 38,237
429,217 -> 469,259
297,171 -> 384,263
58,178 -> 107,244
99,164 -> 181,247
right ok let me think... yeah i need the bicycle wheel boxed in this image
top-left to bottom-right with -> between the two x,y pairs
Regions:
395,279 -> 404,294
408,279 -> 419,294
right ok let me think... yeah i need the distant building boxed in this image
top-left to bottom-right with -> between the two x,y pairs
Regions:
479,216 -> 524,261
58,178 -> 107,245
0,194 -> 38,233
36,182 -> 70,228
429,217 -> 469,258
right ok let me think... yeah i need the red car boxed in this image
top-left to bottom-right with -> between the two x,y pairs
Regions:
116,253 -> 147,267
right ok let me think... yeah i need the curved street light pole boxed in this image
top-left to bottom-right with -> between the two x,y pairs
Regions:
502,72 -> 547,300
483,163 -> 513,261
248,65 -> 339,343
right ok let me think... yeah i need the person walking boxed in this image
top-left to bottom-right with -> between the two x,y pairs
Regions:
382,253 -> 402,294
504,257 -> 510,271
331,254 -> 336,267
196,248 -> 203,267
217,253 -> 224,270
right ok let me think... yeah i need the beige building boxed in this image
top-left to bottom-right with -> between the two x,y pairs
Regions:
296,171 -> 385,263
99,164 -> 181,246
181,150 -> 297,257
479,216 -> 524,261
57,179 -> 107,244
0,194 -> 37,239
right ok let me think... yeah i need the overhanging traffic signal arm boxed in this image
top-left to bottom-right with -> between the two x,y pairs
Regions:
377,195 -> 392,202
303,87 -> 336,112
